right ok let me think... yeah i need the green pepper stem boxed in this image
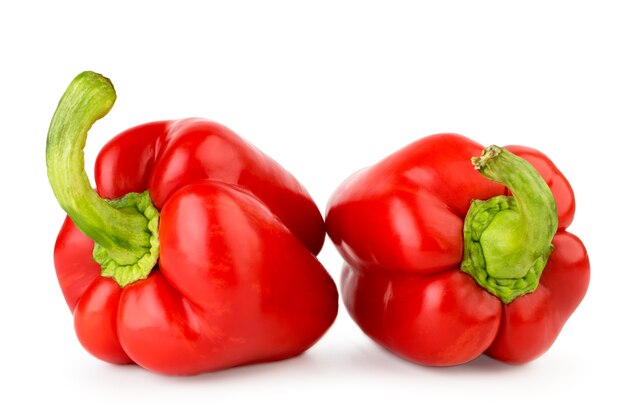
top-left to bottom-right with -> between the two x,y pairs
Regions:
460,145 -> 557,303
46,71 -> 159,287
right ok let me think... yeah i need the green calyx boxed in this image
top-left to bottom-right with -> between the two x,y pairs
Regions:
460,145 -> 557,304
46,71 -> 160,287
93,191 -> 160,287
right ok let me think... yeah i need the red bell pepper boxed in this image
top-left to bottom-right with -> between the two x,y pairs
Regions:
46,72 -> 338,375
326,133 -> 589,365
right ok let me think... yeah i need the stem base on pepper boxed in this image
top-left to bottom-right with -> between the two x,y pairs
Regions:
93,191 -> 160,287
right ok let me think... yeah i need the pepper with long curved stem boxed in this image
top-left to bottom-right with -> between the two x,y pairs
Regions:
47,71 -> 338,374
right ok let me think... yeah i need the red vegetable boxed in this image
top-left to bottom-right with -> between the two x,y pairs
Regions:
326,133 -> 589,365
47,72 -> 338,375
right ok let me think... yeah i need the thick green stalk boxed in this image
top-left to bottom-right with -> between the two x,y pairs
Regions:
460,145 -> 557,303
46,71 -> 159,287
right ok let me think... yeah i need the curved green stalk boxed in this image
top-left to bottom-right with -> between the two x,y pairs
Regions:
46,71 -> 159,287
460,145 -> 557,303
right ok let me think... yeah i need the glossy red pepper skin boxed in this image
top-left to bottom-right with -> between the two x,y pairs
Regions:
54,119 -> 338,375
326,133 -> 589,365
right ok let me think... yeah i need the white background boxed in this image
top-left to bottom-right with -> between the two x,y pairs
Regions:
1,1 -> 624,411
